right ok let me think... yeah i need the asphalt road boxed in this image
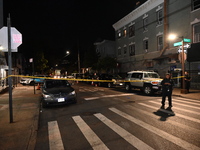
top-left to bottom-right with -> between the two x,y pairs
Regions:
35,83 -> 200,150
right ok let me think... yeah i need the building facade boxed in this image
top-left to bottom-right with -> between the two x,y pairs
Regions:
94,40 -> 116,58
113,0 -> 200,88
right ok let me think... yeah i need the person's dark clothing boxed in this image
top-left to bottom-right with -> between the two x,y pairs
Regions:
161,78 -> 174,107
184,75 -> 191,92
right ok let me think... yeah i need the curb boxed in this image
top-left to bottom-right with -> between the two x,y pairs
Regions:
27,103 -> 40,150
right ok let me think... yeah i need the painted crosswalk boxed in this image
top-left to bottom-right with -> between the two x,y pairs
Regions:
46,97 -> 200,150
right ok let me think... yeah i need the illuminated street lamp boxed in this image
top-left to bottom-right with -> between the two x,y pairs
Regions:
66,50 -> 70,56
168,34 -> 187,94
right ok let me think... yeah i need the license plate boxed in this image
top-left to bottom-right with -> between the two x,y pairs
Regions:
58,98 -> 65,102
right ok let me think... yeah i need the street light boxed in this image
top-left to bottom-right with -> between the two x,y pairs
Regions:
66,50 -> 70,56
168,34 -> 187,94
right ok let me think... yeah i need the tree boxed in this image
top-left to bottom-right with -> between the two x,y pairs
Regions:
35,51 -> 49,74
95,56 -> 117,73
83,45 -> 100,69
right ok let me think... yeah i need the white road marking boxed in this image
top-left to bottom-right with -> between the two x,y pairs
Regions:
109,107 -> 200,150
84,93 -> 134,101
72,116 -> 109,150
139,102 -> 200,123
123,104 -> 200,134
48,121 -> 64,150
94,113 -> 154,150
149,100 -> 200,115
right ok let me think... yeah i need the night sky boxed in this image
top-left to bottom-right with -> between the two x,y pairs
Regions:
3,0 -> 147,66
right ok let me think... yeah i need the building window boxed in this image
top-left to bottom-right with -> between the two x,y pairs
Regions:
143,40 -> 148,52
157,36 -> 163,50
129,25 -> 135,37
157,10 -> 163,25
117,31 -> 121,39
124,46 -> 127,55
192,0 -> 200,11
129,44 -> 135,56
143,17 -> 148,31
123,29 -> 127,37
118,48 -> 121,55
193,23 -> 200,43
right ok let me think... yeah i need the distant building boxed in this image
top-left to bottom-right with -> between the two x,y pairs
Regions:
113,0 -> 200,88
94,40 -> 116,58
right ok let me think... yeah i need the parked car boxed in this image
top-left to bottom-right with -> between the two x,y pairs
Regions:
41,79 -> 77,108
124,70 -> 162,95
97,73 -> 124,88
20,75 -> 50,85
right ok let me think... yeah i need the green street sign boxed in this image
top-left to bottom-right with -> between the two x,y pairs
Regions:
174,42 -> 182,46
183,38 -> 191,42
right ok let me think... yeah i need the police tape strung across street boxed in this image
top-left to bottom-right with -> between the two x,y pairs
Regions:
0,75 -> 186,83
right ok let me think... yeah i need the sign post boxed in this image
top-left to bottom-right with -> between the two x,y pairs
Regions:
3,15 -> 22,123
173,38 -> 191,94
7,15 -> 13,123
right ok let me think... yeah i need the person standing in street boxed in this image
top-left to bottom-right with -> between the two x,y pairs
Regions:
161,73 -> 174,109
184,71 -> 191,93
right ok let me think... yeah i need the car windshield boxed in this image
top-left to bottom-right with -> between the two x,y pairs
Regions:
144,73 -> 159,78
45,80 -> 70,88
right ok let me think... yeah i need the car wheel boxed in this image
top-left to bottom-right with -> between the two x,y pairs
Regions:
125,83 -> 131,92
30,81 -> 35,86
143,85 -> 152,95
108,83 -> 112,88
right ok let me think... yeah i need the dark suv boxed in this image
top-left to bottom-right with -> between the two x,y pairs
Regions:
97,74 -> 124,88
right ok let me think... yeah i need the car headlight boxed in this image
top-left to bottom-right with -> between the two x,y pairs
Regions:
69,90 -> 76,95
42,93 -> 53,100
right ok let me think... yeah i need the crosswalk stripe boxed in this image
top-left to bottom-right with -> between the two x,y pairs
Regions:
72,116 -> 109,150
149,100 -> 200,115
84,93 -> 134,101
139,103 -> 200,123
48,121 -> 64,150
175,97 -> 200,103
94,113 -> 154,150
123,104 -> 200,134
174,98 -> 200,106
109,107 -> 200,150
155,98 -> 200,110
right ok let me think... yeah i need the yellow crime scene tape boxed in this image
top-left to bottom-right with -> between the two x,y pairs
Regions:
0,75 -> 186,83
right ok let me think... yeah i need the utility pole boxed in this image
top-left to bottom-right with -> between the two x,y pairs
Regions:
77,39 -> 81,74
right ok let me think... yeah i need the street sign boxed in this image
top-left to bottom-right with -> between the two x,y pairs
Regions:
0,26 -> 22,52
183,38 -> 191,42
174,41 -> 182,46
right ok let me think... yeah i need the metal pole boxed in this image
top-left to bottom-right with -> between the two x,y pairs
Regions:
7,15 -> 13,123
33,59 -> 35,94
181,37 -> 186,93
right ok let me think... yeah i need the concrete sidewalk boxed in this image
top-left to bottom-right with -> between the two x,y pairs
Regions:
0,84 -> 199,150
0,84 -> 41,150
172,87 -> 200,100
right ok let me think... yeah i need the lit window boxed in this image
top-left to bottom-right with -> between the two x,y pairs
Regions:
117,31 -> 121,39
123,29 -> 127,37
192,0 -> 200,11
157,36 -> 163,50
193,23 -> 200,43
129,25 -> 135,37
